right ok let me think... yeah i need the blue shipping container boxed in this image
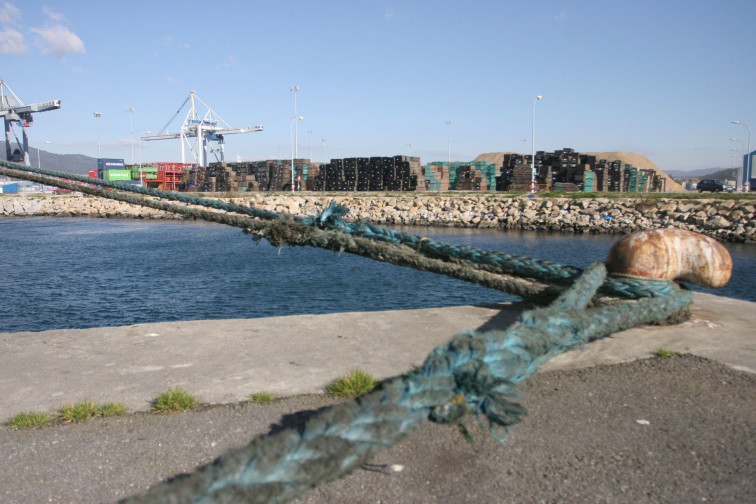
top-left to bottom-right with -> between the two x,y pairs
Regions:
97,158 -> 125,171
1,183 -> 18,193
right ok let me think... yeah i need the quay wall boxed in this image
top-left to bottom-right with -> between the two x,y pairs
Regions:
1,193 -> 755,242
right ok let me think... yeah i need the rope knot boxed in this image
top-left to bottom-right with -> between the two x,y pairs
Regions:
428,352 -> 527,441
265,217 -> 313,247
309,203 -> 350,230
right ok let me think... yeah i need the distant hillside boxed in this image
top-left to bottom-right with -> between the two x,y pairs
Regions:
1,148 -> 96,175
475,151 -> 687,192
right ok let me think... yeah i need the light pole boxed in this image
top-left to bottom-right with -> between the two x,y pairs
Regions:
291,116 -> 303,192
37,141 -> 50,168
126,107 -> 134,164
139,131 -> 151,186
321,137 -> 327,191
730,138 -> 744,189
93,112 -> 102,158
731,121 -> 751,191
290,85 -> 300,159
531,95 -> 542,194
445,121 -> 452,164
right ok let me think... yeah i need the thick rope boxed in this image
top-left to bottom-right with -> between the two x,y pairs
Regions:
307,203 -> 679,299
119,264 -> 692,504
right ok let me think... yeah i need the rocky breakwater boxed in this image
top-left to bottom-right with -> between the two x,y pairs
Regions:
2,193 -> 755,242
0,194 -> 181,220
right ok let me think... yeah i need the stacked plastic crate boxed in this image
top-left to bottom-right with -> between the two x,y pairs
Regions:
608,160 -> 624,192
583,168 -> 595,192
425,162 -> 450,191
639,169 -> 655,192
267,161 -> 292,191
623,164 -> 639,192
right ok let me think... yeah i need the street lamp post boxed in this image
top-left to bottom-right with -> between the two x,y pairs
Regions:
126,107 -> 134,165
445,121 -> 452,164
731,121 -> 751,191
321,137 -> 327,191
290,85 -> 300,156
291,116 -> 303,192
531,95 -> 542,194
290,86 -> 300,192
139,131 -> 151,186
308,130 -> 313,161
730,138 -> 744,190
93,112 -> 102,158
37,140 -> 51,169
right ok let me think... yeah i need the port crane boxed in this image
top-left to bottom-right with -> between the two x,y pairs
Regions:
0,78 -> 61,165
142,90 -> 262,167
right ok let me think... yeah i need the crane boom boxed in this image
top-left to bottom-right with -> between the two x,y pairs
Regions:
1,100 -> 61,117
1,78 -> 61,164
142,125 -> 262,141
141,90 -> 262,167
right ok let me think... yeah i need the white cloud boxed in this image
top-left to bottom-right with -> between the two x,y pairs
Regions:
0,27 -> 25,53
223,55 -> 236,67
0,2 -> 21,25
165,75 -> 176,83
42,6 -> 65,22
30,24 -> 85,60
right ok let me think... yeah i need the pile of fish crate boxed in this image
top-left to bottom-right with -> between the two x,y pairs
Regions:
497,149 -> 664,193
199,160 -> 316,192
425,161 -> 498,191
498,154 -> 535,191
175,148 -> 667,194
312,156 -> 424,192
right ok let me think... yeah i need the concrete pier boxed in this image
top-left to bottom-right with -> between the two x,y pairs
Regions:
1,293 -> 754,504
1,292 -> 753,420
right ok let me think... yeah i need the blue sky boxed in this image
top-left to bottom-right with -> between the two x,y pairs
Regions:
2,0 -> 754,172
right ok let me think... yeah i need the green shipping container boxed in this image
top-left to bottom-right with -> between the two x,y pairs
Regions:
131,166 -> 158,179
103,169 -> 132,181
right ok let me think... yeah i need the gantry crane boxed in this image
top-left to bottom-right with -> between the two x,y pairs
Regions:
0,78 -> 61,165
142,90 -> 262,167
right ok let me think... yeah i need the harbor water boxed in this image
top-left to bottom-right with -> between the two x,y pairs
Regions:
1,217 -> 754,334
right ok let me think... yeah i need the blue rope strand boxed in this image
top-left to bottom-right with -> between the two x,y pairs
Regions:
118,264 -> 693,504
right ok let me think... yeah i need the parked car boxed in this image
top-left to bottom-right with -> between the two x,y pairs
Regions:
696,179 -> 724,193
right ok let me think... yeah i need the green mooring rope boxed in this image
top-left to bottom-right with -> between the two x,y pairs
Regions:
1,160 -> 694,503
117,264 -> 692,504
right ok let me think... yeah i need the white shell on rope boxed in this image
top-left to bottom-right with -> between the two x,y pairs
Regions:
606,229 -> 732,288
